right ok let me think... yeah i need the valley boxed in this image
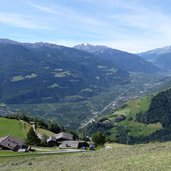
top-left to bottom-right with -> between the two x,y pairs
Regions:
6,73 -> 171,129
1,39 -> 171,132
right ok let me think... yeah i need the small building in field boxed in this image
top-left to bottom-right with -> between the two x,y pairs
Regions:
60,140 -> 88,149
114,115 -> 126,122
0,135 -> 25,151
47,132 -> 73,146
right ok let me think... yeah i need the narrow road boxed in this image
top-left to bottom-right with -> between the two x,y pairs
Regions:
80,86 -> 132,129
0,149 -> 87,157
32,123 -> 43,139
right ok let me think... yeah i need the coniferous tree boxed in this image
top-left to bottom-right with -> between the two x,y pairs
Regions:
48,121 -> 61,133
26,127 -> 40,145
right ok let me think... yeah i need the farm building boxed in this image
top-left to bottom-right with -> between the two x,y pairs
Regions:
47,132 -> 73,146
0,135 -> 25,151
60,140 -> 88,149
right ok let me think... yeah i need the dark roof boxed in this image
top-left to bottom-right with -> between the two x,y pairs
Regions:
47,132 -> 73,143
0,136 -> 8,144
54,132 -> 73,140
0,135 -> 24,150
47,136 -> 56,143
60,141 -> 86,148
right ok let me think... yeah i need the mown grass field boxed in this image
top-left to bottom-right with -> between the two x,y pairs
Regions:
0,117 -> 54,140
1,142 -> 171,171
112,96 -> 152,119
0,117 -> 25,139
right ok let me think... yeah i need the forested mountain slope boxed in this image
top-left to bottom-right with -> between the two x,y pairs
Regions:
0,39 -> 129,104
82,87 -> 171,144
74,44 -> 160,73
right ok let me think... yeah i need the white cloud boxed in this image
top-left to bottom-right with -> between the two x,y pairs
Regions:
1,0 -> 171,52
27,1 -> 112,35
0,12 -> 51,30
110,10 -> 171,36
26,1 -> 60,15
95,39 -> 169,53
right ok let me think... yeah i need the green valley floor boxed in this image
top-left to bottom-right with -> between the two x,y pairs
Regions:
1,142 -> 171,171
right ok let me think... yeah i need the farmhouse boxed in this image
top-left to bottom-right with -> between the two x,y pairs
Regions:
60,140 -> 88,149
47,132 -> 73,146
0,135 -> 25,151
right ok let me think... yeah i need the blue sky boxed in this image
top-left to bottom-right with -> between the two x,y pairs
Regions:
1,0 -> 171,52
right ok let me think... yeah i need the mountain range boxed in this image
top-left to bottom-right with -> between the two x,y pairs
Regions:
0,39 -> 162,104
1,38 -> 171,142
139,46 -> 171,70
74,43 -> 159,73
0,39 -> 131,104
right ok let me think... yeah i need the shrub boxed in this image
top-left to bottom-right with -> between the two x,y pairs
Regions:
92,132 -> 106,145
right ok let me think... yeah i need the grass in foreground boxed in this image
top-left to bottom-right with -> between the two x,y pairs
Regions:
1,142 -> 171,171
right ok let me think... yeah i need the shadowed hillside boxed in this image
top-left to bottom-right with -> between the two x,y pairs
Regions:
0,39 -> 130,104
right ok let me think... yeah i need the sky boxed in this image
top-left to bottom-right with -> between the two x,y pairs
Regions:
1,0 -> 171,53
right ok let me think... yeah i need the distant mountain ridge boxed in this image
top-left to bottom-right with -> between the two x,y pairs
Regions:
139,46 -> 171,70
0,38 -> 64,49
74,43 -> 160,74
0,38 -> 20,44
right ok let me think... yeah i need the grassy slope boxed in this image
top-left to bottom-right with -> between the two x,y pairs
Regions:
0,118 -> 54,140
108,96 -> 162,138
0,118 -> 25,139
111,96 -> 152,118
36,128 -> 54,136
20,120 -> 32,138
1,142 -> 171,170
